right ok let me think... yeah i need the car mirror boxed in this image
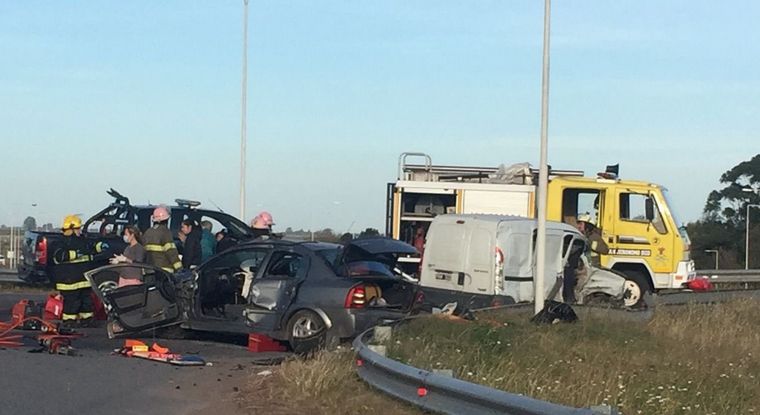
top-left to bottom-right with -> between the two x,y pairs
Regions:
645,198 -> 655,222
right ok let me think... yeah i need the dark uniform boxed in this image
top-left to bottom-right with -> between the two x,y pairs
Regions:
143,223 -> 182,273
53,236 -> 105,322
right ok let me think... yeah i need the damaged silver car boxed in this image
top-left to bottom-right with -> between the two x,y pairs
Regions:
85,238 -> 421,353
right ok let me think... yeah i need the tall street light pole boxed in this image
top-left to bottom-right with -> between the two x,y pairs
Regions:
534,0 -> 552,314
746,203 -> 760,270
240,0 -> 250,221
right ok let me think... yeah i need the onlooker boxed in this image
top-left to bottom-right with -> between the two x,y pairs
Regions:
179,219 -> 202,269
200,220 -> 216,261
215,230 -> 236,253
111,225 -> 146,287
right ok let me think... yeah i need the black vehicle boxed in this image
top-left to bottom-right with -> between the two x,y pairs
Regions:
85,238 -> 421,353
20,189 -> 255,285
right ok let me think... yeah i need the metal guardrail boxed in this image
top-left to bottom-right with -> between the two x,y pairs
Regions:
353,328 -> 615,415
696,269 -> 760,284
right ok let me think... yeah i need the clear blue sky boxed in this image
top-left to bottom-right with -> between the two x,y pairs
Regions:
1,1 -> 758,232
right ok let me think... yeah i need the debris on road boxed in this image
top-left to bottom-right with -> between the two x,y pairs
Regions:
116,339 -> 206,366
1,298 -> 83,354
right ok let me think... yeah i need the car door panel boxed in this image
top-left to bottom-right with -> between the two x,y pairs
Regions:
85,264 -> 182,332
244,251 -> 307,331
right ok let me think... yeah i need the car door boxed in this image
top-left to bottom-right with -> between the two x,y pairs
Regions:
244,250 -> 308,331
85,264 -> 182,332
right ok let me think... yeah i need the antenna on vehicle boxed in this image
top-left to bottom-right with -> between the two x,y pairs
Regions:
209,199 -> 225,213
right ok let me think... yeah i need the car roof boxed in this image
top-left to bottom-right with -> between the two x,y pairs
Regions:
237,238 -> 341,250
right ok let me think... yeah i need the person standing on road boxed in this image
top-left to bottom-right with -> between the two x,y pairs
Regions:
179,219 -> 202,269
215,230 -> 236,253
143,206 -> 182,273
53,215 -> 107,327
200,220 -> 216,261
250,211 -> 274,239
110,225 -> 146,287
576,213 -> 609,267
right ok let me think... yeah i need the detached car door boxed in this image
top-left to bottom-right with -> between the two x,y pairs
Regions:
245,250 -> 308,331
85,264 -> 183,332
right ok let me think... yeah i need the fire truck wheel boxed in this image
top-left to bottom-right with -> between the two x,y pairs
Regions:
622,271 -> 650,308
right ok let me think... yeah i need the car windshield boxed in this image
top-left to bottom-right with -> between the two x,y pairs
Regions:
662,189 -> 691,244
313,246 -> 342,269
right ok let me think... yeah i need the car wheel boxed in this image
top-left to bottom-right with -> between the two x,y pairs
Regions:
287,310 -> 326,355
621,271 -> 650,308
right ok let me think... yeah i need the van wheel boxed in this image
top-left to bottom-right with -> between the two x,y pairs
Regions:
621,271 -> 650,308
287,310 -> 326,355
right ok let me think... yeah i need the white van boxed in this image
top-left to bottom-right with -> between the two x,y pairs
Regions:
418,214 -> 628,310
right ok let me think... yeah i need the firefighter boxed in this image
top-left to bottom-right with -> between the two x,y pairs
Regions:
250,211 -> 274,239
143,206 -> 182,273
53,215 -> 106,327
576,213 -> 609,267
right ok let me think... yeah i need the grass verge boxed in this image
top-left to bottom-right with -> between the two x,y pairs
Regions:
237,349 -> 420,415
387,300 -> 760,415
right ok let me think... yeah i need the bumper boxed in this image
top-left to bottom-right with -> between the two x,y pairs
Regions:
672,260 -> 697,288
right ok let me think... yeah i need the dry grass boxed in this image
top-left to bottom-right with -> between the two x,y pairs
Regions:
387,300 -> 760,415
237,349 -> 420,415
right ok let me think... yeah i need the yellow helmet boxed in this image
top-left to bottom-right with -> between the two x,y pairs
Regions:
62,215 -> 82,236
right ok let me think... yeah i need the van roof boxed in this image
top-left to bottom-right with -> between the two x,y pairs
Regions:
433,214 -> 581,234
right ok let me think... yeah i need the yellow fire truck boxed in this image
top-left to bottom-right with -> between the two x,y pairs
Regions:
386,153 -> 696,304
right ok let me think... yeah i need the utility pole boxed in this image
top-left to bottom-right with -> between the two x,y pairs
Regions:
239,0 -> 250,221
534,0 -> 552,315
747,204 -> 760,270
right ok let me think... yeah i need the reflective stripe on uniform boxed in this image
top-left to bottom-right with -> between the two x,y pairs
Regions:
62,313 -> 78,321
56,280 -> 92,291
145,242 -> 176,252
172,261 -> 182,270
78,312 -> 94,319
161,267 -> 174,273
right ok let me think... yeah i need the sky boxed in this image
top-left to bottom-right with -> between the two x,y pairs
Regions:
1,1 -> 758,232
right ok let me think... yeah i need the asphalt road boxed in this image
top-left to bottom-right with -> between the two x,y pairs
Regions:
0,292 -> 287,415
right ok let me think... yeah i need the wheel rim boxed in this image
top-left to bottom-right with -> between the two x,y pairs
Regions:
292,316 -> 321,339
99,280 -> 118,293
624,280 -> 641,307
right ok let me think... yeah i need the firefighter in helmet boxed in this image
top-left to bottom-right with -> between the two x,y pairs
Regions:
576,213 -> 609,267
250,211 -> 275,239
143,206 -> 182,273
53,215 -> 107,327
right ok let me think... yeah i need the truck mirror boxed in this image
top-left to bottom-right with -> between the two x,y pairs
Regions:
645,198 -> 655,222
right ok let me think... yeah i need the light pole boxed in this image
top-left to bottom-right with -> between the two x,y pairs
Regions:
239,0 -> 250,221
534,0 -> 552,314
743,187 -> 759,270
704,249 -> 719,270
745,202 -> 760,270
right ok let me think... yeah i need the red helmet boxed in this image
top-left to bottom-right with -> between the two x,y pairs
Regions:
152,206 -> 170,222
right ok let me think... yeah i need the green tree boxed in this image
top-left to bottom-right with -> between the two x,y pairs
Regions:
690,154 -> 760,269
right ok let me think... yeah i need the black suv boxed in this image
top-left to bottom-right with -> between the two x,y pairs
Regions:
20,189 -> 255,285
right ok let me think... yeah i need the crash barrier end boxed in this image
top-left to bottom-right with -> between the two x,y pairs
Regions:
354,324 -> 620,415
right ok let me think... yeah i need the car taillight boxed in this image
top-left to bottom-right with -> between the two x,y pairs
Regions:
345,285 -> 366,309
36,237 -> 48,265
